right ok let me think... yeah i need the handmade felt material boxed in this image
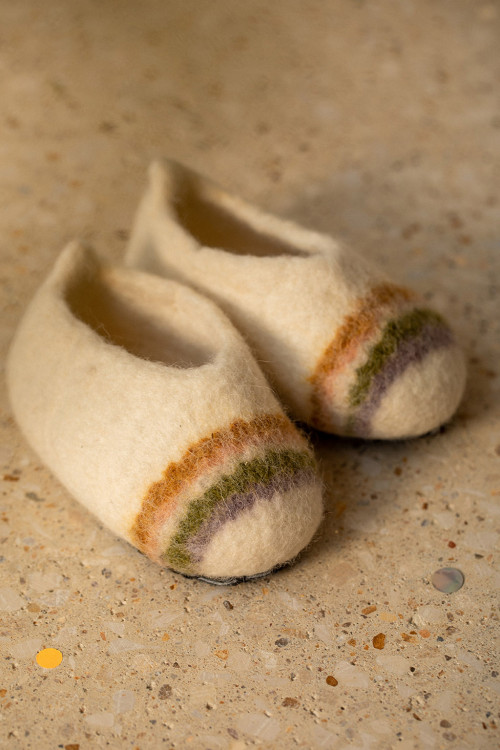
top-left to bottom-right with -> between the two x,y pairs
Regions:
126,159 -> 467,439
6,242 -> 323,582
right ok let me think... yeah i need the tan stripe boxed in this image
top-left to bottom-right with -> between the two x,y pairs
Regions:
309,283 -> 416,428
130,413 -> 304,555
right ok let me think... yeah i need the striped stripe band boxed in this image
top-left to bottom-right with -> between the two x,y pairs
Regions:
130,414 -> 316,572
309,283 -> 455,436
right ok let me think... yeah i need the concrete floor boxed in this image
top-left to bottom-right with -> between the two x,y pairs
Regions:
0,2 -> 499,748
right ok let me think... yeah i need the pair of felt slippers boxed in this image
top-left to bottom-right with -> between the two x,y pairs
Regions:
7,159 -> 467,585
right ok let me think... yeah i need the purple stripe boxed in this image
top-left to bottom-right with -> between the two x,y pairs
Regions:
187,468 -> 316,563
351,324 -> 454,437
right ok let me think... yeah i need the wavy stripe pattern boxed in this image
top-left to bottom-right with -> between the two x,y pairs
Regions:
309,283 -> 455,436
130,414 -> 316,572
346,311 -> 454,436
187,467 -> 317,564
165,449 -> 315,570
309,283 -> 415,429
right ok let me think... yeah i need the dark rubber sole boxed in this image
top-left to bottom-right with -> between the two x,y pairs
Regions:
178,561 -> 288,586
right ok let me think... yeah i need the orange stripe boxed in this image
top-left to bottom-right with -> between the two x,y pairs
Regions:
309,283 -> 416,428
130,413 -> 305,557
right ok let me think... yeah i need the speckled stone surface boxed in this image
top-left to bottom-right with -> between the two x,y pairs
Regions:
1,2 -> 499,748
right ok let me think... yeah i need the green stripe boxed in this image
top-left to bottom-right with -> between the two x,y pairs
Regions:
164,448 -> 315,571
348,309 -> 447,408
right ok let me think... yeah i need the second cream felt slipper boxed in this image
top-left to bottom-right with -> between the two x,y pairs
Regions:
126,159 -> 467,441
6,242 -> 323,584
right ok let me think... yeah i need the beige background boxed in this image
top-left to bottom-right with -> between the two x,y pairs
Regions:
0,2 -> 499,748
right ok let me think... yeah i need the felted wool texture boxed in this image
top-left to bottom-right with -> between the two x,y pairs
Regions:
6,242 -> 323,581
126,159 -> 467,440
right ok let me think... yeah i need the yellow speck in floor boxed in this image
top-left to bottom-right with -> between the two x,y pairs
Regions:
36,648 -> 63,669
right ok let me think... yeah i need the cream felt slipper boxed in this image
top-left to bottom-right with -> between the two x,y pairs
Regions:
126,159 -> 467,440
6,242 -> 323,583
